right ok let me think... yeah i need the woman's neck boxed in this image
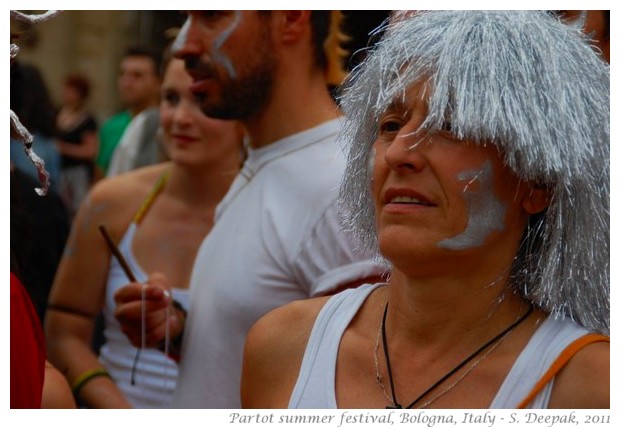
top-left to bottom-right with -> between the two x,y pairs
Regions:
57,105 -> 85,128
384,269 -> 527,350
164,160 -> 238,210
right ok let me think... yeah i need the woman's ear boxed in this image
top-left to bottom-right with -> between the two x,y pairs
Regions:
522,185 -> 550,214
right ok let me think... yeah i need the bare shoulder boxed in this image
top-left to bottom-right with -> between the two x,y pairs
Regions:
245,296 -> 330,365
549,338 -> 609,409
78,163 -> 170,233
241,296 -> 330,408
89,163 -> 169,205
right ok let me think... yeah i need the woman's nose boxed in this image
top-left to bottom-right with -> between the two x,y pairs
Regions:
172,101 -> 195,127
384,131 -> 428,173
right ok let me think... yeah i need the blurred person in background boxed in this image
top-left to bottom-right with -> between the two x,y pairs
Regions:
10,61 -> 69,326
96,46 -> 162,178
55,73 -> 99,219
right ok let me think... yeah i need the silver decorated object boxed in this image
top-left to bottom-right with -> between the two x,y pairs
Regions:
10,10 -> 62,196
338,11 -> 609,335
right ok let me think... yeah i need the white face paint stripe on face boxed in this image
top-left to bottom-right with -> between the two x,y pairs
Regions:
171,16 -> 191,56
211,10 -> 242,79
438,160 -> 507,250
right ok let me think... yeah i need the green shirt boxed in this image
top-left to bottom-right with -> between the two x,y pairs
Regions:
96,110 -> 132,174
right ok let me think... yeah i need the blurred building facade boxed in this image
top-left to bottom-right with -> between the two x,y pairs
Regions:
12,11 -> 186,122
12,11 -> 392,124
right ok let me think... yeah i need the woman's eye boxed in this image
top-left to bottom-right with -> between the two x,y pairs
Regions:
440,120 -> 452,133
379,119 -> 402,135
162,91 -> 180,105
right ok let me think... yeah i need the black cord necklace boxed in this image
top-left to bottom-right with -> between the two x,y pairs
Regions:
380,303 -> 533,409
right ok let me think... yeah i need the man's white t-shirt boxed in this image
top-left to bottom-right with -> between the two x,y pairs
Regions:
173,119 -> 380,408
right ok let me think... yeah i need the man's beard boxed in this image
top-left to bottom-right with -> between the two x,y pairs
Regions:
200,62 -> 275,121
198,32 -> 277,122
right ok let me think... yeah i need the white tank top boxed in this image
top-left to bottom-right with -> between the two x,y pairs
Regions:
98,172 -> 190,408
288,283 -> 590,409
98,223 -> 189,408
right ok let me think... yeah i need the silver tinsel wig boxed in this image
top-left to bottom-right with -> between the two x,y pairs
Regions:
338,11 -> 609,334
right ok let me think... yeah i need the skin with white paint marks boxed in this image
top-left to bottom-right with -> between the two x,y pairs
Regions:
171,11 -> 276,121
172,11 -> 241,81
171,16 -> 190,56
211,11 -> 241,79
438,160 -> 506,250
371,81 -> 532,276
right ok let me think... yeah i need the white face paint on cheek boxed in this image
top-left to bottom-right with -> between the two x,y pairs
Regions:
438,160 -> 507,250
211,11 -> 242,79
171,17 -> 191,55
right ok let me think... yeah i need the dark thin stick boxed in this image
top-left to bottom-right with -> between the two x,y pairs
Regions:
98,224 -> 141,384
98,224 -> 137,282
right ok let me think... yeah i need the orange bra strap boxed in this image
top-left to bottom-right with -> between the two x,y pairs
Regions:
133,170 -> 169,224
517,333 -> 609,409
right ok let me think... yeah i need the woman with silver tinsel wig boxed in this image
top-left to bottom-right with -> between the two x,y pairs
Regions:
241,11 -> 609,409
